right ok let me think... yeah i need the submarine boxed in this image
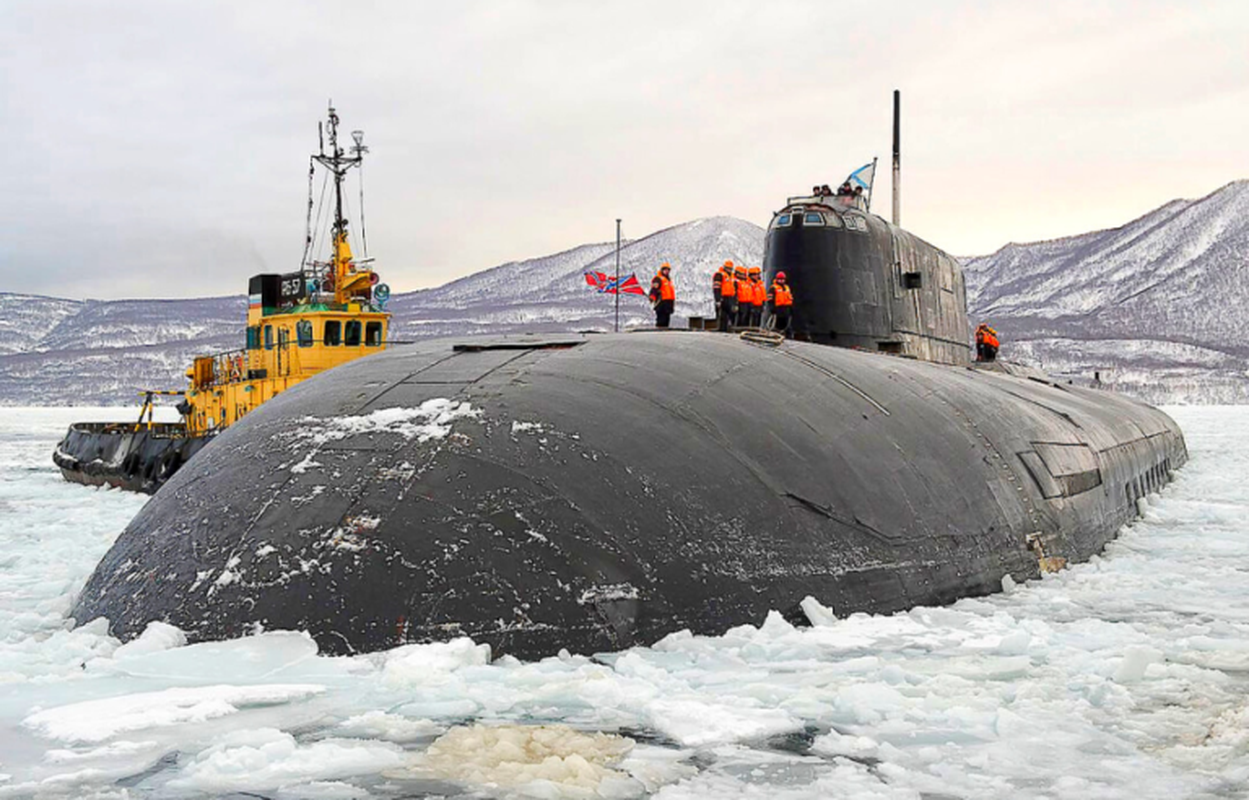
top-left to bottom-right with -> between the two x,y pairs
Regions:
71,92 -> 1187,660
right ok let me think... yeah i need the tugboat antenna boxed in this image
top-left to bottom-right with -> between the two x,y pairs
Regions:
352,129 -> 370,258
328,105 -> 345,246
301,157 -> 316,270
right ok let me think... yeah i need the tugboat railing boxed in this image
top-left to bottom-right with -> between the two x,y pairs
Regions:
68,420 -> 188,438
191,338 -> 411,391
192,343 -> 301,390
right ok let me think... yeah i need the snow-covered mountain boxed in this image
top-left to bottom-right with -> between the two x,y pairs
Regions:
965,180 -> 1249,403
4,187 -> 1247,407
385,216 -> 763,339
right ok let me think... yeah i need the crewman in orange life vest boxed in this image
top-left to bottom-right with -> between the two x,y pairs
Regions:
649,262 -> 676,328
733,264 -> 752,327
974,322 -> 1000,362
768,271 -> 794,336
747,266 -> 765,328
713,260 -> 736,332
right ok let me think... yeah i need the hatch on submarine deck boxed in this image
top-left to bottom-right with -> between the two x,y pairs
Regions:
71,330 -> 1185,659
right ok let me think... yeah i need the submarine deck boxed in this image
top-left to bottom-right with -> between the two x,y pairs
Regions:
71,331 -> 1186,659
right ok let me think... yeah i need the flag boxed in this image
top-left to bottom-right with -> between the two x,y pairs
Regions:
616,274 -> 647,296
584,271 -> 646,296
846,161 -> 875,192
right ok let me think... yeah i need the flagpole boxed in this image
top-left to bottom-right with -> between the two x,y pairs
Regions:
615,219 -> 621,333
866,156 -> 878,213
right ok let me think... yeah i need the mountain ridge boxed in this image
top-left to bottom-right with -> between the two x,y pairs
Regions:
965,179 -> 1249,401
3,188 -> 1246,405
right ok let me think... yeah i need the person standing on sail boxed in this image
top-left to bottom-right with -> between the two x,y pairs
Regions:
649,263 -> 676,328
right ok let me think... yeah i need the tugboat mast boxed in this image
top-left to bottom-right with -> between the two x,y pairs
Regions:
312,102 -> 369,306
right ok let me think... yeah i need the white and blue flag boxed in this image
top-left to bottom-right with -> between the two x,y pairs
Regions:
847,161 -> 875,191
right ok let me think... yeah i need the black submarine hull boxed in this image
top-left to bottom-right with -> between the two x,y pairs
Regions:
71,332 -> 1186,659
54,423 -> 214,494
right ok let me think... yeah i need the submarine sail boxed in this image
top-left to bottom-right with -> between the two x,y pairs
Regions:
764,89 -> 967,363
763,193 -> 969,364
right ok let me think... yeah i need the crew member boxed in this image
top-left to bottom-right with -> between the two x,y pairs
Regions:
649,262 -> 676,328
733,264 -> 752,327
714,260 -> 736,332
974,322 -> 1000,362
748,266 -> 765,328
983,324 -> 1000,362
768,271 -> 794,336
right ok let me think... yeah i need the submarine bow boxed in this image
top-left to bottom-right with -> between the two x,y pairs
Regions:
72,332 -> 1186,659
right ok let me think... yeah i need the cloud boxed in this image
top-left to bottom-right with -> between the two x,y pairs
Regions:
2,0 -> 1247,298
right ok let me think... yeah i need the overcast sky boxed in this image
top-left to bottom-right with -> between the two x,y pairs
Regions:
3,0 -> 1247,300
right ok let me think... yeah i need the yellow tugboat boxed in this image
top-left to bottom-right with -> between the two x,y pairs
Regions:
54,105 -> 392,492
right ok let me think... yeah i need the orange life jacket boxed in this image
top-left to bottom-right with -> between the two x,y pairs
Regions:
715,268 -> 733,299
771,283 -> 793,307
750,279 -> 765,306
656,273 -> 675,301
984,331 -> 999,348
733,274 -> 750,299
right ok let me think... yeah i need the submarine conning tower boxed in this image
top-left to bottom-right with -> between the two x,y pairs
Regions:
763,192 -> 971,365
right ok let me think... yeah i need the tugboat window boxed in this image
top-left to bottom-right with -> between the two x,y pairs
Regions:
345,320 -> 362,346
365,321 -> 383,347
246,326 -> 260,350
323,320 -> 342,346
804,212 -> 825,226
297,320 -> 313,347
264,325 -> 274,350
775,214 -> 793,228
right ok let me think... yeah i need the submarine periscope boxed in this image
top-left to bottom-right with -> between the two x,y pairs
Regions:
71,93 -> 1186,660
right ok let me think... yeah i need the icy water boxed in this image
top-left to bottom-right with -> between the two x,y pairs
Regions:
1,406 -> 1247,799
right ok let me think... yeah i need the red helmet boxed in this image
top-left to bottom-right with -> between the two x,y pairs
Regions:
776,271 -> 787,280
